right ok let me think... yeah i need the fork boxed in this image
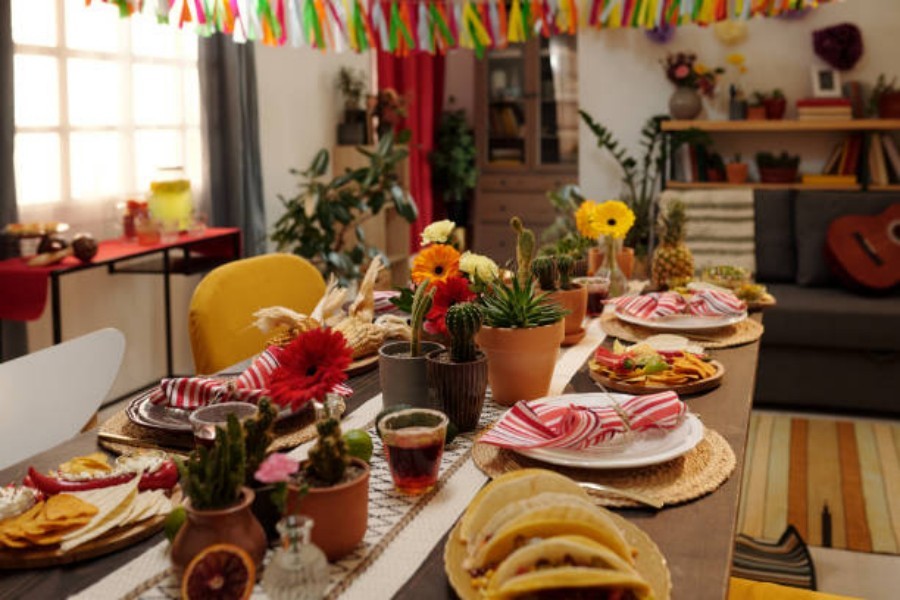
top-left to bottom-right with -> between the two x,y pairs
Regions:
577,481 -> 664,509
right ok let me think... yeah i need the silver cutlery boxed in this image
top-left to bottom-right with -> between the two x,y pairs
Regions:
577,481 -> 664,509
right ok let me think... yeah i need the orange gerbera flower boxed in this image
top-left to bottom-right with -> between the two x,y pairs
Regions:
411,244 -> 460,285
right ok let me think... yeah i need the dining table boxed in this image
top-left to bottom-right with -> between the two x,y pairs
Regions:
0,315 -> 761,600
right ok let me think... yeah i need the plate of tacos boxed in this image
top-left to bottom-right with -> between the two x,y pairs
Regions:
445,469 -> 670,599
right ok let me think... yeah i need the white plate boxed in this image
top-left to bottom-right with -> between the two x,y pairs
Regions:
514,393 -> 704,469
614,307 -> 747,331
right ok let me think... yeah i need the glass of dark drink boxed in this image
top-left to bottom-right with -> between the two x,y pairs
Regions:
189,402 -> 259,448
380,408 -> 448,495
574,275 -> 611,317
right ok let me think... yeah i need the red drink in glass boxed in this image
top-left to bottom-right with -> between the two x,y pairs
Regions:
576,276 -> 610,317
380,409 -> 448,495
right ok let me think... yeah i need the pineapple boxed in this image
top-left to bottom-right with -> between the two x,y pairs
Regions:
651,201 -> 695,289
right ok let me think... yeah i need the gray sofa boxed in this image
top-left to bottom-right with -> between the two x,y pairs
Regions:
753,191 -> 900,415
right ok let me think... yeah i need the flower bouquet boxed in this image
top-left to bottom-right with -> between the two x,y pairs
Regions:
576,199 -> 636,298
663,52 -> 724,98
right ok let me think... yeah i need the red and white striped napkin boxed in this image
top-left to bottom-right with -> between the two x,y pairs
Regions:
478,391 -> 686,450
609,293 -> 687,320
687,289 -> 747,317
148,347 -> 353,410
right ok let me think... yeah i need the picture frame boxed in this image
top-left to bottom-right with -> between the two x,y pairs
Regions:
811,67 -> 843,98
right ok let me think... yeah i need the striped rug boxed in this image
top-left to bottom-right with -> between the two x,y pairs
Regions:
738,413 -> 900,554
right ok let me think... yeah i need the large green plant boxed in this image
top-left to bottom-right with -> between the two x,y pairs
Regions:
271,133 -> 417,286
430,109 -> 477,205
539,184 -> 594,260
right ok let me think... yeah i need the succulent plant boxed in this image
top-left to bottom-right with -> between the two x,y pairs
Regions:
243,398 -> 278,487
410,283 -> 436,358
531,256 -> 558,291
510,217 -> 535,288
177,414 -> 246,511
480,276 -> 567,329
306,417 -> 349,486
445,302 -> 482,363
557,255 -> 575,290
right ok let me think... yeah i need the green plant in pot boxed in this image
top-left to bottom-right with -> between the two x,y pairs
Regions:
533,255 -> 587,347
754,89 -> 786,120
756,151 -> 800,184
539,183 -> 594,274
430,108 -> 477,228
171,414 -> 267,574
425,302 -> 488,432
475,218 -> 567,406
726,153 -> 749,184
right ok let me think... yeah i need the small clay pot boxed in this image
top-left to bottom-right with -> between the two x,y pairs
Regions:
747,105 -> 767,120
549,285 -> 588,346
426,349 -> 488,432
763,97 -> 787,120
726,163 -> 749,184
378,341 -> 444,409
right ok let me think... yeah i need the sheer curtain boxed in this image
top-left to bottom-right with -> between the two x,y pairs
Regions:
198,37 -> 266,257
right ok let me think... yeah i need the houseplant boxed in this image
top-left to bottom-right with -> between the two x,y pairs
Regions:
425,302 -> 488,431
746,99 -> 767,120
539,183 -> 595,269
533,254 -> 587,346
707,152 -> 726,181
172,413 -> 267,573
475,218 -> 566,406
756,151 -> 800,183
430,109 -> 477,228
662,52 -> 724,120
271,132 -> 417,286
336,67 -> 368,144
754,89 -> 787,120
870,74 -> 900,118
726,154 -> 749,184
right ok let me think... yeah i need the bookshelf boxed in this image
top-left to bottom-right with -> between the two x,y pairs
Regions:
661,119 -> 900,192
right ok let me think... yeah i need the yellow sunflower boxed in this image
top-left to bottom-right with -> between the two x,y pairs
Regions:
593,200 -> 635,239
411,244 -> 461,285
575,200 -> 602,239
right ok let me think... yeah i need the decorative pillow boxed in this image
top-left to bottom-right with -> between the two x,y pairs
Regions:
754,190 -> 796,283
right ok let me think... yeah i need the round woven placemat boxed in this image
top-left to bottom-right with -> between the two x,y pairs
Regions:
471,427 -> 736,508
600,312 -> 763,349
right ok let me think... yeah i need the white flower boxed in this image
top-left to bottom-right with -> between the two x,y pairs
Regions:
459,251 -> 499,283
420,220 -> 456,246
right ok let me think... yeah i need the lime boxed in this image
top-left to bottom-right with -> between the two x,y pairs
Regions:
343,429 -> 374,463
375,404 -> 412,438
164,505 -> 186,542
445,421 -> 459,447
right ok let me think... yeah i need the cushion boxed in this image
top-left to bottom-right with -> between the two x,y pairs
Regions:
794,192 -> 900,287
753,190 -> 795,283
762,284 -> 900,351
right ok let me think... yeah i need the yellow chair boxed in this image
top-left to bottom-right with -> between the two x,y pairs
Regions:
729,578 -> 860,600
188,253 -> 326,374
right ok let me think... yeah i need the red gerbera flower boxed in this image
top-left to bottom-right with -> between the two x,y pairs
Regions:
424,276 -> 476,337
267,328 -> 353,412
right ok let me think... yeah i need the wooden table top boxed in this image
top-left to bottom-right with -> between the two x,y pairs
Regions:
0,334 -> 760,600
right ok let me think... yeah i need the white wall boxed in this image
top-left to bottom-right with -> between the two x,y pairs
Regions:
578,0 -> 899,198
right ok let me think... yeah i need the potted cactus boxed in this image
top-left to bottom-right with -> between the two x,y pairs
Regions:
475,218 -> 567,406
534,255 -> 588,346
425,302 -> 488,431
171,413 -> 268,574
378,283 -> 444,408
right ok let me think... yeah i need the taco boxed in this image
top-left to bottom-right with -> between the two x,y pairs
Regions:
487,567 -> 652,599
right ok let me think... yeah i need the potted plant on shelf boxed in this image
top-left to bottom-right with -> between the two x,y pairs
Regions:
726,154 -> 749,184
336,67 -> 368,145
430,108 -> 477,230
754,89 -> 787,120
746,97 -> 767,120
707,152 -> 726,181
172,414 -> 268,574
533,255 -> 587,346
756,151 -> 801,183
870,74 -> 900,118
475,218 -> 567,406
425,302 -> 488,432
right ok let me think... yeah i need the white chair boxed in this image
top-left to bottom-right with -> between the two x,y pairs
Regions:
0,328 -> 125,470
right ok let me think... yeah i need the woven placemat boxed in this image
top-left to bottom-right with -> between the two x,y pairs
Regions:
600,312 -> 763,349
471,427 -> 736,508
97,408 -> 317,456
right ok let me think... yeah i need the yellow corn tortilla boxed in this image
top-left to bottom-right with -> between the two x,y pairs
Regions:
486,567 -> 653,600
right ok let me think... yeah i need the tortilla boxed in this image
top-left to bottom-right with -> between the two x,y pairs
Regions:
487,567 -> 652,600
60,477 -> 140,551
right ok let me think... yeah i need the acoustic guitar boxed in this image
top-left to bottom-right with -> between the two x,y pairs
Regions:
825,204 -> 900,292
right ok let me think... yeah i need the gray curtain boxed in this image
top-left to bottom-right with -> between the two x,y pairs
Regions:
0,2 -> 26,361
198,37 -> 266,257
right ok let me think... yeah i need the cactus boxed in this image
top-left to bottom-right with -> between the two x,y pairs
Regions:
531,256 -> 558,291
557,255 -> 575,290
177,413 -> 246,510
306,417 -> 349,486
446,302 -> 482,363
410,283 -> 436,357
510,217 -> 535,288
243,397 -> 278,487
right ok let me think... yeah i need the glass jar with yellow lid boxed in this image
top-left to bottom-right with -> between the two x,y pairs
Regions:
148,167 -> 193,233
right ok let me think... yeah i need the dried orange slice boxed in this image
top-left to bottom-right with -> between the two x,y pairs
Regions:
181,543 -> 255,600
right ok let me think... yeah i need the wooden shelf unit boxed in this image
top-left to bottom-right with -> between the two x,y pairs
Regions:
665,181 -> 863,191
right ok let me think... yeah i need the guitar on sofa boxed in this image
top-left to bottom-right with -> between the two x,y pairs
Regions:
825,203 -> 900,292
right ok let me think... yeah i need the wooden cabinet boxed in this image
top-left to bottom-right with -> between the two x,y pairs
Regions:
472,36 -> 578,263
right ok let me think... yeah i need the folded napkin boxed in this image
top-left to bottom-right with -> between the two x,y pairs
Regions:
148,347 -> 352,410
478,391 -> 686,451
687,289 -> 747,317
609,293 -> 686,320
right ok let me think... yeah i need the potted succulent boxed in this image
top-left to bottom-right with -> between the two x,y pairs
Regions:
726,154 -> 749,184
475,218 -> 567,406
754,89 -> 787,120
756,151 -> 801,183
172,414 -> 268,574
870,74 -> 900,118
532,255 -> 587,346
426,302 -> 488,432
746,97 -> 767,120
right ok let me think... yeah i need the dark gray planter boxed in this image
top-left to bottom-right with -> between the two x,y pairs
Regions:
378,341 -> 444,409
426,349 -> 488,432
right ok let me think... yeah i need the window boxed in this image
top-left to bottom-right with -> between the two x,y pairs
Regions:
11,0 -> 202,230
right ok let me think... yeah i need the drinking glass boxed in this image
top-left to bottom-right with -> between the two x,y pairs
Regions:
575,275 -> 610,317
380,408 -> 448,495
189,402 -> 259,447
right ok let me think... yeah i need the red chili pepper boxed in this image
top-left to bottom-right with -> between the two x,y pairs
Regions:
26,459 -> 179,495
138,460 -> 179,491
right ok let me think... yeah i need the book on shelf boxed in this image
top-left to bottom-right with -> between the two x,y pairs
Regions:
822,142 -> 844,175
881,135 -> 900,181
796,98 -> 852,107
868,133 -> 889,185
841,134 -> 863,176
842,81 -> 866,118
801,174 -> 858,185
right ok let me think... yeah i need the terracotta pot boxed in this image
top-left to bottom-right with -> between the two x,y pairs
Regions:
171,487 -> 267,575
588,246 -> 635,278
758,166 -> 798,184
878,92 -> 900,118
426,349 -> 488,431
475,320 -> 565,406
763,97 -> 787,120
746,105 -> 767,120
289,458 -> 370,561
707,168 -> 726,182
549,285 -> 587,346
726,163 -> 749,184
378,341 -> 444,409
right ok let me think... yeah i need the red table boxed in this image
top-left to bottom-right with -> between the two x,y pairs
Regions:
0,228 -> 241,377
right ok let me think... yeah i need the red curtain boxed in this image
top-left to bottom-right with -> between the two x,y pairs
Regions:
376,52 -> 445,253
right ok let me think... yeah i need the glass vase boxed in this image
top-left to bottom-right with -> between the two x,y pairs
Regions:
261,515 -> 329,600
600,237 -> 629,298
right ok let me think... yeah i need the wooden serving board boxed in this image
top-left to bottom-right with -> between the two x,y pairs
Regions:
745,293 -> 776,311
589,360 -> 725,396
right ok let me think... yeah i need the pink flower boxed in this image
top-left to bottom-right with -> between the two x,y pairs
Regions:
254,453 -> 300,484
674,65 -> 690,79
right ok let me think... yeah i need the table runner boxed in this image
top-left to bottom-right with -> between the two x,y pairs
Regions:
72,319 -> 606,600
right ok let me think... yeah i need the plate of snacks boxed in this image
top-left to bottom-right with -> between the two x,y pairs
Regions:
589,336 -> 724,395
445,469 -> 670,599
697,268 -> 775,310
